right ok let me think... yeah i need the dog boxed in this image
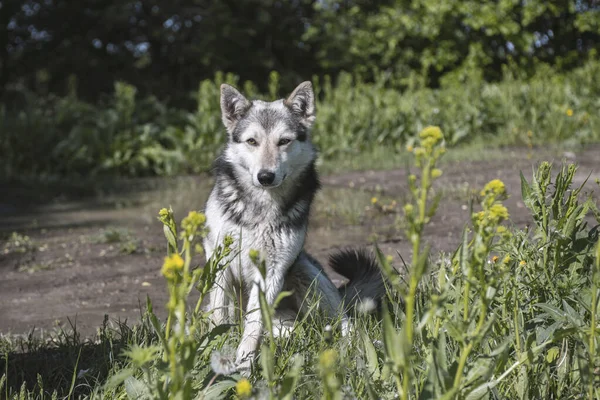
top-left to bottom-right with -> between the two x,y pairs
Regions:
203,81 -> 386,373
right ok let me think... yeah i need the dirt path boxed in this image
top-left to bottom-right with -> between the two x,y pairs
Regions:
1,146 -> 598,336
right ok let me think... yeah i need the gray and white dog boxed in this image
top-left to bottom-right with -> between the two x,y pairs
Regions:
203,81 -> 385,373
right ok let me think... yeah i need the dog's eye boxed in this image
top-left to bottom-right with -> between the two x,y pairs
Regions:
246,138 -> 258,146
278,138 -> 292,146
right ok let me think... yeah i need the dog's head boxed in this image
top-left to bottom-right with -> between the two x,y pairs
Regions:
220,81 -> 316,189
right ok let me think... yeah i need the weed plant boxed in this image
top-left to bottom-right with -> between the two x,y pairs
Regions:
2,59 -> 600,179
1,127 -> 599,399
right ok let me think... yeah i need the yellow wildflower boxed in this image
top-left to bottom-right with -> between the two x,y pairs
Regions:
519,260 -> 526,267
480,179 -> 506,197
414,147 -> 426,157
566,109 -> 573,117
489,203 -> 509,222
419,126 -> 443,142
236,378 -> 252,398
319,349 -> 338,371
502,255 -> 511,264
161,253 -> 184,279
371,197 -> 378,204
492,256 -> 499,263
158,207 -> 173,225
181,211 -> 207,237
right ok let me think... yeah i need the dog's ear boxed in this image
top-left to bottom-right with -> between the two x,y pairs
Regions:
284,81 -> 315,128
220,84 -> 251,134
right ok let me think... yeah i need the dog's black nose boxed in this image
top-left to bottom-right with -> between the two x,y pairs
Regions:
257,170 -> 276,186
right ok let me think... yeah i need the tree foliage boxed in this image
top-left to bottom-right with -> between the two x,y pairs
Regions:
1,0 -> 599,102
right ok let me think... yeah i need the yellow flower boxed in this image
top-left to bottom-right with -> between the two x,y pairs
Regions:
319,349 -> 338,371
502,255 -> 511,264
489,203 -> 509,221
492,256 -> 499,263
161,254 -> 184,279
566,108 -> 573,117
158,207 -> 173,225
480,179 -> 506,197
181,211 -> 207,237
371,197 -> 378,204
419,126 -> 443,142
519,260 -> 526,267
236,378 -> 252,398
414,147 -> 426,157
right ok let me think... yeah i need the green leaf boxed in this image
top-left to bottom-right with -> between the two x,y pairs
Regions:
382,303 -> 403,368
546,346 -> 560,363
361,330 -> 380,379
260,342 -> 275,383
519,171 -> 532,205
280,354 -> 304,400
516,365 -> 528,400
464,358 -> 494,387
124,376 -> 150,400
200,378 -> 236,400
561,299 -> 584,327
163,224 -> 178,254
104,368 -> 135,390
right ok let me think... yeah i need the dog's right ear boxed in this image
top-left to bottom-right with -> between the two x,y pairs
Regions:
220,84 -> 251,134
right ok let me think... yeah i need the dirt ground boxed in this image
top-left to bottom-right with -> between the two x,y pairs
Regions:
1,146 -> 598,337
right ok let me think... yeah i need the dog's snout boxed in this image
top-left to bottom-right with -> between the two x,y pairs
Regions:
257,170 -> 276,186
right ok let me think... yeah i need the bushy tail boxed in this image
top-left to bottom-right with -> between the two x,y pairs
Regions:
329,248 -> 386,313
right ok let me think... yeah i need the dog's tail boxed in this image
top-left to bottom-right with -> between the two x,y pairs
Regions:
329,248 -> 386,313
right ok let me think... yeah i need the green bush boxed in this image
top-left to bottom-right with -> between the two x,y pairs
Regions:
1,60 -> 599,180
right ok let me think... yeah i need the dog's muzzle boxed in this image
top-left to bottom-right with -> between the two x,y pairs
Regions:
257,170 -> 276,186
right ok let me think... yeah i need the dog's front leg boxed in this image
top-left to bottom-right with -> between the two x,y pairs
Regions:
235,230 -> 305,374
235,267 -> 287,373
208,269 -> 230,326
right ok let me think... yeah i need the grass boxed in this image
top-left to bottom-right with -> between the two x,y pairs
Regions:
1,127 -> 599,399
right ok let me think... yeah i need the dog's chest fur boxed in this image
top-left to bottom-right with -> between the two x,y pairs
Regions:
204,156 -> 320,285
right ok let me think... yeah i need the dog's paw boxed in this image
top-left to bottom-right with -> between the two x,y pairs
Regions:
236,360 -> 252,377
235,353 -> 254,377
340,318 -> 352,337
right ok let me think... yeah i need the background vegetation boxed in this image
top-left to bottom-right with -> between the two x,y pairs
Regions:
1,0 -> 600,179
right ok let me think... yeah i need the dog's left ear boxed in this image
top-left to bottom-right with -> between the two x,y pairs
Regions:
284,81 -> 315,128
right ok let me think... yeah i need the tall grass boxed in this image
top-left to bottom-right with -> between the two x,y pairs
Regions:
2,127 -> 599,399
2,60 -> 600,179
